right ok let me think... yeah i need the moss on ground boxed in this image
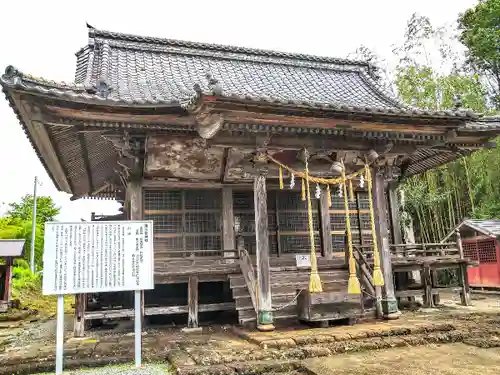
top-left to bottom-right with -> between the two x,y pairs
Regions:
12,282 -> 73,317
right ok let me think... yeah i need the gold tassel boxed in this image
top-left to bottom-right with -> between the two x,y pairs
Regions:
304,152 -> 322,293
349,179 -> 355,203
365,166 -> 385,286
301,178 -> 306,201
279,166 -> 284,190
326,185 -> 332,208
342,162 -> 361,294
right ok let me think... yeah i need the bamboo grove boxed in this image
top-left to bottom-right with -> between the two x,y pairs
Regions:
360,6 -> 500,243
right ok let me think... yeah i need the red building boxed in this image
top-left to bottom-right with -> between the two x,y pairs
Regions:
443,220 -> 500,288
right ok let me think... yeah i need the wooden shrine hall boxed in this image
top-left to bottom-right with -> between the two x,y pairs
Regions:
2,25 -> 500,335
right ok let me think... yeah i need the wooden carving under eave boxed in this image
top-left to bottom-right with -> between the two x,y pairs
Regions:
195,112 -> 224,139
145,135 -> 225,179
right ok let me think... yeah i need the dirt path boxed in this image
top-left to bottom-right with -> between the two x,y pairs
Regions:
304,343 -> 500,375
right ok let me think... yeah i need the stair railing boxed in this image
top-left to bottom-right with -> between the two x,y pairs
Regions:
353,245 -> 376,298
238,247 -> 258,314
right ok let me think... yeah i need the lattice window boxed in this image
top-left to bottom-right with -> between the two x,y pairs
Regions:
462,241 -> 478,261
144,189 -> 222,257
329,189 -> 373,253
477,239 -> 497,263
233,190 -> 278,255
276,190 -> 320,255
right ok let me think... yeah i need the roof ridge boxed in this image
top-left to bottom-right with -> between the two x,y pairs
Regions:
88,27 -> 374,68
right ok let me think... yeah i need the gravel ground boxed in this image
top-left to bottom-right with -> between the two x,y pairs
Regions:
8,314 -> 73,349
35,363 -> 172,375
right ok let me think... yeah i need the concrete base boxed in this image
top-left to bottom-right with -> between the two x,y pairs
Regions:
383,310 -> 402,320
257,323 -> 275,332
381,298 -> 401,320
181,327 -> 203,334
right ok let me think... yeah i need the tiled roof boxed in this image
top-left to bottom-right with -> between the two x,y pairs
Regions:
464,117 -> 500,131
442,219 -> 500,242
462,219 -> 500,237
0,26 -> 479,119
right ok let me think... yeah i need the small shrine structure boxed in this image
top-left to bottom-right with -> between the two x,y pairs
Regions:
0,239 -> 26,312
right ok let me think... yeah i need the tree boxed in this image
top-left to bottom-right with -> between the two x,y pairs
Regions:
0,195 -> 59,270
391,13 -> 493,242
7,195 -> 59,224
458,0 -> 500,109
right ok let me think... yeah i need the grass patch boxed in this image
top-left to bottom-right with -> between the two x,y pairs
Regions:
11,260 -> 73,317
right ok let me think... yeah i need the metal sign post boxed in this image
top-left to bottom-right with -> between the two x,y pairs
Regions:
42,220 -> 154,374
134,290 -> 142,367
55,295 -> 64,374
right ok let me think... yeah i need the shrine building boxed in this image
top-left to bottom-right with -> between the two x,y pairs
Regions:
2,25 -> 499,335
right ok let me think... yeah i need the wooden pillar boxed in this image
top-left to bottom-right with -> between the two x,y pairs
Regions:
73,294 -> 87,337
187,275 -> 199,328
222,187 -> 236,263
3,259 -> 12,302
254,169 -> 274,331
387,182 -> 409,299
372,169 -> 400,319
128,180 -> 145,322
319,186 -> 333,260
456,229 -> 471,306
387,182 -> 403,245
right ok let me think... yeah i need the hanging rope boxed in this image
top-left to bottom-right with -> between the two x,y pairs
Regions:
365,165 -> 385,286
341,161 -> 361,294
279,166 -> 284,190
266,154 -> 366,185
304,151 -> 322,293
349,180 -> 355,203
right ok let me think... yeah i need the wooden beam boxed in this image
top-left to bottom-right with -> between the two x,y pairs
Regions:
187,276 -> 199,328
372,169 -> 400,319
222,187 -> 236,264
254,168 -> 274,331
319,186 -> 333,260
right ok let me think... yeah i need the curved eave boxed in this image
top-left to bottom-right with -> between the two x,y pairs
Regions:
210,95 -> 479,122
0,76 -> 188,109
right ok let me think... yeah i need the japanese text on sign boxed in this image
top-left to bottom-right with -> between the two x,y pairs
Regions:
42,221 -> 154,295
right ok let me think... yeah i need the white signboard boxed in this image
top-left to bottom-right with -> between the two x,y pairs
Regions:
42,220 -> 154,295
295,254 -> 311,268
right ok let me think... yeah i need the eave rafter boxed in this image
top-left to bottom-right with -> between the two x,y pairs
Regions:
77,129 -> 95,194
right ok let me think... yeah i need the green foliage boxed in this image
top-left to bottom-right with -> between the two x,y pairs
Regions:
0,195 -> 65,315
458,0 -> 500,108
0,195 -> 59,271
390,12 -> 500,242
7,194 -> 59,224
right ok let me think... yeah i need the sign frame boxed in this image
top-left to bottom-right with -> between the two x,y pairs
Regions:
42,220 -> 154,374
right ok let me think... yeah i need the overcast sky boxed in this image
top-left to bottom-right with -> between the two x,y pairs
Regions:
0,0 -> 477,221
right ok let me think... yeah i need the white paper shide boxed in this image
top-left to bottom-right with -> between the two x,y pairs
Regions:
42,220 -> 154,295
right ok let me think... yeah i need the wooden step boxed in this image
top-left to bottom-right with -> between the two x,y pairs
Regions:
235,293 -> 298,311
229,270 -> 348,288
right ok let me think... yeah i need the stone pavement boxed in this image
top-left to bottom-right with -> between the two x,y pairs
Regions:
3,295 -> 500,375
